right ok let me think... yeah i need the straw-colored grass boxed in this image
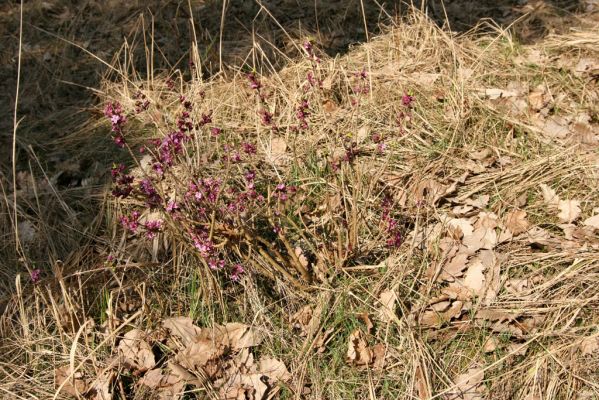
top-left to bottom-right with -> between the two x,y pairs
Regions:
1,5 -> 599,400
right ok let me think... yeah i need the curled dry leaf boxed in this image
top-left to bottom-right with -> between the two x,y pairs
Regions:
357,313 -> 374,333
483,337 -> 499,353
583,213 -> 599,230
258,357 -> 291,382
463,259 -> 486,297
450,366 -> 485,400
55,365 -> 88,397
118,329 -> 156,372
88,370 -> 114,400
290,305 -> 313,336
347,329 -> 371,366
371,343 -> 386,371
223,322 -> 263,350
139,368 -> 185,400
419,300 -> 464,327
377,290 -> 398,323
557,199 -> 581,223
314,327 -> 335,353
163,317 -> 203,347
505,210 -> 530,235
539,184 -> 560,208
580,336 -> 599,355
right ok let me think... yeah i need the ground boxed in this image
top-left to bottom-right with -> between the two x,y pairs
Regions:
1,1 -> 599,399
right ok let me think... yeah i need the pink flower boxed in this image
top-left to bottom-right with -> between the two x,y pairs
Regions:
144,219 -> 163,239
208,258 -> 225,270
402,93 -> 414,107
230,263 -> 245,281
30,269 -> 41,283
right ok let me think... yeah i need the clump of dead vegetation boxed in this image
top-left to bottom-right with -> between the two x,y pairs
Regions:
2,6 -> 599,400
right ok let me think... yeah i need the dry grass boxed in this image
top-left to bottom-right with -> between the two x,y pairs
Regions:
2,4 -> 599,400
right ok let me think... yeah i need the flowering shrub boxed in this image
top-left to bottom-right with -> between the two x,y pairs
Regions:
104,45 -> 414,290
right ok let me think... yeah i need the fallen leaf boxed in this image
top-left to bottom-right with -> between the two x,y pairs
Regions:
446,218 -> 474,239
139,368 -> 186,399
219,372 -> 268,400
347,329 -> 371,366
377,290 -> 397,323
314,328 -> 334,353
580,336 -> 599,355
294,247 -> 310,270
452,366 -> 485,400
415,365 -> 431,400
539,184 -> 560,208
357,313 -> 374,333
290,306 -> 313,336
439,251 -> 470,281
557,199 -> 581,223
258,358 -> 291,382
55,366 -> 88,397
483,337 -> 499,353
505,278 -> 531,295
118,329 -> 156,372
505,210 -> 530,235
419,300 -> 464,327
583,213 -> 599,230
463,227 -> 497,252
163,317 -> 203,347
88,370 -> 114,400
508,342 -> 528,356
541,116 -> 570,139
480,250 -> 500,304
357,125 -> 369,143
223,323 -> 263,350
463,259 -> 486,297
371,343 -> 386,370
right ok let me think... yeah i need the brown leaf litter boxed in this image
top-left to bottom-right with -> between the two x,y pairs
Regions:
55,317 -> 288,400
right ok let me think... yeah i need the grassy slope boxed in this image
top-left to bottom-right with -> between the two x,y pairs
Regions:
1,7 -> 599,400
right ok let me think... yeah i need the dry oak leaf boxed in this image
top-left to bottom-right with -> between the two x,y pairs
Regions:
480,250 -> 500,304
290,305 -> 313,336
371,343 -> 386,371
163,317 -> 203,347
463,227 -> 497,252
419,300 -> 465,327
88,370 -> 114,400
258,358 -> 291,382
314,327 -> 335,354
219,372 -> 268,400
483,337 -> 499,353
139,368 -> 185,400
439,251 -> 470,281
377,290 -> 398,323
347,329 -> 372,366
580,336 -> 599,355
557,199 -> 581,223
450,366 -> 485,400
223,323 -> 263,350
446,217 -> 474,239
539,184 -> 560,208
463,258 -> 486,297
583,213 -> 599,230
505,210 -> 530,235
55,365 -> 88,397
118,329 -> 156,372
